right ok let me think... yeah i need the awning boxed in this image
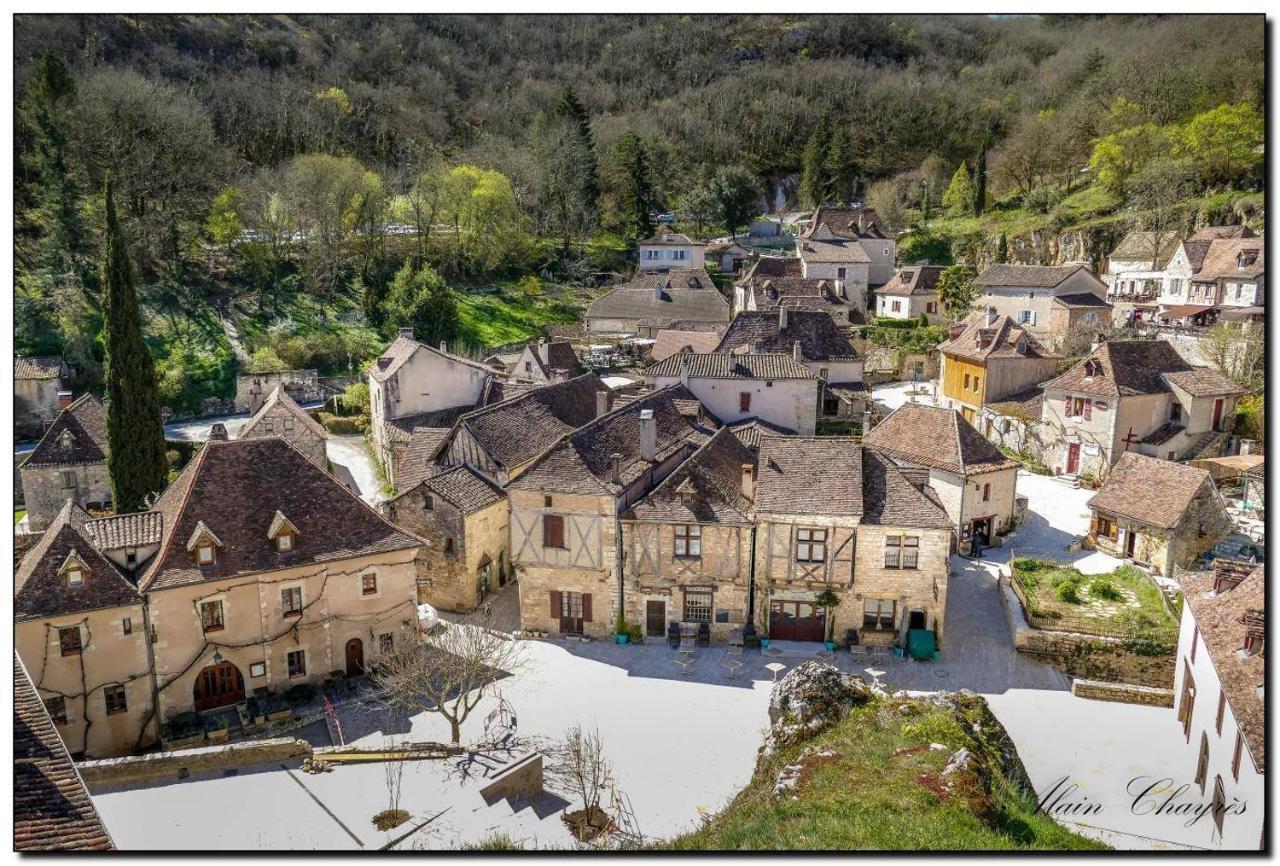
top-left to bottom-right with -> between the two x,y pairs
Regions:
1158,304 -> 1214,318
1218,306 -> 1265,322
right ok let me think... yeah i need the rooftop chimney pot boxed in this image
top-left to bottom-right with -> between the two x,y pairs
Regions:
596,390 -> 612,418
793,341 -> 803,362
208,423 -> 229,442
741,463 -> 756,501
57,390 -> 73,410
398,328 -> 414,339
639,409 -> 657,462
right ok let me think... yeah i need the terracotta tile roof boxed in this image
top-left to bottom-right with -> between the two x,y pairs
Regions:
645,352 -> 816,380
1194,237 -> 1264,281
1189,225 -> 1256,241
15,355 -> 66,380
626,427 -> 756,524
138,438 -> 421,592
860,449 -> 952,528
586,270 -> 730,326
1139,422 -> 1184,446
937,313 -> 1057,363
737,256 -> 802,284
800,206 -> 891,240
1043,340 -> 1192,398
976,263 -> 1096,289
391,464 -> 505,515
14,654 -> 114,851
727,417 -> 795,451
370,334 -> 494,383
716,310 -> 859,362
397,427 -> 452,490
878,265 -> 944,297
1161,367 -> 1247,398
16,501 -> 141,621
1109,231 -> 1182,268
510,385 -> 718,497
1086,452 -> 1217,530
24,394 -> 108,467
82,511 -> 164,550
985,387 -> 1044,421
1052,292 -> 1112,309
797,238 -> 870,264
650,329 -> 724,362
239,385 -> 327,440
864,403 -> 1018,476
385,403 -> 477,445
1178,565 -> 1265,772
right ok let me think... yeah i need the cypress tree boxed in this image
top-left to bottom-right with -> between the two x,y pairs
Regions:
972,141 -> 989,216
824,125 -> 855,206
609,131 -> 655,240
101,183 -> 169,512
557,86 -> 599,212
799,112 -> 832,209
995,233 -> 1009,263
942,162 -> 973,215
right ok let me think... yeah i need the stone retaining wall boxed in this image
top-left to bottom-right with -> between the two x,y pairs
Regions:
80,737 -> 311,788
1071,679 -> 1175,707
478,753 -> 544,804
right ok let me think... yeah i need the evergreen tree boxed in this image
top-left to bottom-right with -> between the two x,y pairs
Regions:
799,112 -> 832,209
972,141 -> 989,216
605,131 -> 655,241
708,166 -> 760,239
101,183 -> 169,512
942,162 -> 973,215
824,125 -> 855,206
556,86 -> 599,213
383,258 -> 459,348
920,179 -> 932,222
995,233 -> 1009,263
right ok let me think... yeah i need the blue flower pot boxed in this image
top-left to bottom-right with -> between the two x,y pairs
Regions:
760,638 -> 771,649
615,634 -> 629,645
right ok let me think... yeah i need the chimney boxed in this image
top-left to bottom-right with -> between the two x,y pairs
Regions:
834,278 -> 845,299
57,390 -> 73,410
208,423 -> 229,442
439,341 -> 448,354
858,212 -> 867,234
610,452 -> 623,484
741,463 -> 756,501
654,281 -> 665,300
778,305 -> 788,330
985,307 -> 997,327
791,340 -> 803,362
538,342 -> 551,365
551,368 -> 570,384
596,390 -> 612,418
639,409 -> 656,462
679,355 -> 691,387
948,320 -> 965,340
1091,334 -> 1105,353
398,328 -> 414,340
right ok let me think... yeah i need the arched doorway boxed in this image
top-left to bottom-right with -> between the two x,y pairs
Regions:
345,638 -> 365,676
193,661 -> 245,711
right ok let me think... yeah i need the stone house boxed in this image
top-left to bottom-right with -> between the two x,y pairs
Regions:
584,269 -> 730,335
1039,340 -> 1244,478
234,369 -> 322,415
874,265 -> 947,322
733,256 -> 863,326
643,350 -> 819,435
508,385 -> 720,638
936,311 -> 1060,429
864,403 -> 1020,550
1172,563 -> 1264,850
752,437 -> 952,647
236,385 -> 328,469
638,231 -> 706,272
20,394 -> 113,533
797,205 -> 897,287
715,308 -> 867,419
649,328 -> 724,362
15,355 -> 70,440
619,427 -> 757,642
1156,227 -> 1261,317
15,502 -> 158,758
507,340 -> 581,385
973,263 -> 1111,338
138,438 -> 422,722
1087,452 -> 1230,575
705,241 -> 752,273
384,465 -> 508,612
367,329 -> 497,486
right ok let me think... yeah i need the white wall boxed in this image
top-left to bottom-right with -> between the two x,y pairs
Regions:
646,374 -> 818,435
638,244 -> 705,271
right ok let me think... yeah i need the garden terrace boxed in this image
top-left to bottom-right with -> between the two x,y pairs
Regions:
1008,557 -> 1179,644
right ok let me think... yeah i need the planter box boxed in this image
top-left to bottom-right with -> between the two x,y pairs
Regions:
205,727 -> 230,744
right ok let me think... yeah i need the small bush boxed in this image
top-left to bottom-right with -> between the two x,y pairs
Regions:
1089,579 -> 1122,601
1054,579 -> 1083,605
319,412 -> 368,435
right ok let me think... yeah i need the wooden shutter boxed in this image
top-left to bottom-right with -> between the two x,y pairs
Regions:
1090,513 -> 1100,534
544,515 -> 564,548
1083,400 -> 1092,421
582,593 -> 593,623
549,590 -> 562,618
1064,395 -> 1072,414
739,392 -> 751,412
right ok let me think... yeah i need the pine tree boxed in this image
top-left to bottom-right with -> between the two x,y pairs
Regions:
800,112 -> 832,209
942,162 -> 973,215
556,86 -> 599,213
972,141 -> 988,217
920,180 -> 932,222
607,131 -> 654,241
101,183 -> 169,512
824,125 -> 855,206
995,233 -> 1009,263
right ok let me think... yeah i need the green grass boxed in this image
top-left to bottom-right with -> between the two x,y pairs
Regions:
16,509 -> 27,525
998,446 -> 1051,475
664,694 -> 1103,851
454,284 -> 584,349
1010,558 -> 1178,642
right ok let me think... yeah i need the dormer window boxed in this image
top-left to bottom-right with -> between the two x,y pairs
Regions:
60,551 -> 88,587
196,543 -> 216,565
186,521 -> 224,567
267,510 -> 299,554
58,430 -> 75,449
276,533 -> 294,552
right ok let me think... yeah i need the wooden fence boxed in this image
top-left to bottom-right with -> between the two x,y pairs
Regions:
1005,553 -> 1173,641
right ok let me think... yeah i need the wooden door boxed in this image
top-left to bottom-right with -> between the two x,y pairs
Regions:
1126,530 -> 1138,558
345,638 -> 364,676
553,591 -> 589,634
1212,398 -> 1224,431
193,661 -> 245,711
1066,442 -> 1081,475
646,600 -> 666,637
769,601 -> 825,642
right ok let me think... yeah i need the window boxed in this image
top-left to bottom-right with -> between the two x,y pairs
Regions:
362,573 -> 378,596
287,650 -> 306,678
44,696 -> 67,725
926,301 -> 937,314
282,586 -> 303,618
963,373 -> 971,389
1082,311 -> 1099,325
544,495 -> 553,508
543,515 -> 566,549
683,590 -> 713,623
973,375 -> 981,392
64,563 -> 84,586
982,483 -> 991,502
60,470 -> 77,489
1001,419 -> 1011,434
443,537 -> 454,554
795,528 -> 827,563
884,535 -> 919,569
1019,310 -> 1034,325
122,617 -> 132,635
276,532 -> 293,552
739,392 -> 751,412
891,300 -> 902,312
674,524 -> 702,558
1232,732 -> 1244,781
1216,691 -> 1227,735
200,600 -> 225,633
1171,403 -> 1182,422
524,361 -> 533,373
379,633 -> 394,653
836,267 -> 846,279
1179,665 -> 1196,739
1195,734 -> 1209,791
863,599 -> 895,630
1211,776 -> 1226,835
104,685 -> 128,715
1096,516 -> 1118,541
196,543 -> 216,565
423,494 -> 434,511
58,627 -> 82,657
560,591 -> 584,620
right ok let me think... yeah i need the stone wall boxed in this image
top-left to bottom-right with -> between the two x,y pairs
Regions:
478,752 -> 545,804
388,494 -> 510,613
234,370 -> 322,413
79,737 -> 310,788
1071,678 -> 1174,707
21,461 -> 112,532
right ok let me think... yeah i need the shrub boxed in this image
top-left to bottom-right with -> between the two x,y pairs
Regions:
319,412 -> 367,435
627,624 -> 643,643
1054,579 -> 1083,605
1089,579 -> 1122,601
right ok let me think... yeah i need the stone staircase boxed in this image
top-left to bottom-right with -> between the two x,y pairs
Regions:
1181,429 -> 1231,462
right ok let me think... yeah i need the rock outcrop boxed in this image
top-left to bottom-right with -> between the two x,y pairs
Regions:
762,660 -> 873,757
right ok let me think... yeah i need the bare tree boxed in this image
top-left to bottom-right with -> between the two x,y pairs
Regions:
371,612 -> 524,745
1200,323 -> 1264,391
548,723 -> 615,841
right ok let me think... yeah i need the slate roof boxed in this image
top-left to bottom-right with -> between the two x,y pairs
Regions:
15,355 -> 66,380
1108,230 -> 1182,268
640,231 -> 700,246
83,511 -> 164,550
738,256 -> 803,284
1053,292 -> 1112,309
511,385 -> 718,497
14,654 -> 114,851
1161,367 -> 1247,398
937,313 -> 1057,363
1043,340 -> 1193,398
1087,452 -> 1216,530
749,277 -> 858,315
523,341 -> 580,378
797,238 -> 870,264
863,403 -> 1019,477
240,385 -> 327,440
976,263 -> 1096,289
626,427 -> 756,524
1195,237 -> 1264,281
1178,565 -> 1265,772
370,334 -> 494,383
727,417 -> 796,451
985,387 -> 1045,421
139,438 -> 421,592
385,403 -> 477,445
715,310 -> 859,362
1140,422 -> 1184,446
397,427 -> 452,490
650,329 -> 725,362
878,265 -> 944,297
391,464 -> 505,515
16,501 -> 141,622
1180,239 -> 1213,271
800,206 -> 891,240
861,449 -> 952,528
24,394 -> 108,467
586,270 -> 730,326
645,352 -> 816,380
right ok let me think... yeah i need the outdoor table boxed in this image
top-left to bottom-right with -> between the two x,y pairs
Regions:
722,657 -> 743,679
676,653 -> 696,677
765,662 -> 786,682
864,667 -> 886,689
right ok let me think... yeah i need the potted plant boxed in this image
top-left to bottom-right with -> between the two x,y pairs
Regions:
615,614 -> 629,645
627,623 -> 643,644
815,589 -> 841,652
